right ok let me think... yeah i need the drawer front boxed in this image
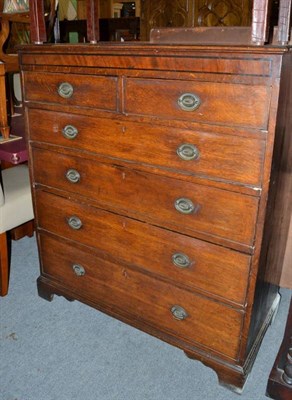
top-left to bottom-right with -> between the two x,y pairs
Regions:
35,190 -> 250,305
125,78 -> 270,129
39,233 -> 243,359
23,71 -> 118,111
28,109 -> 265,186
33,148 -> 258,246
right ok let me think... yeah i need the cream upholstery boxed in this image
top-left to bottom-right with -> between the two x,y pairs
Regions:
0,163 -> 34,296
0,164 -> 34,233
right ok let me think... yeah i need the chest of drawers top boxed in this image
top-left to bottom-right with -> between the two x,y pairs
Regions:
21,44 -> 283,127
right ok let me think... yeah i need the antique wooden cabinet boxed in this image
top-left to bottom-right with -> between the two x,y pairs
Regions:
140,0 -> 253,40
19,0 -> 291,394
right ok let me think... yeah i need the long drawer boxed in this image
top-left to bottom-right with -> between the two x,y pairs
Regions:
35,190 -> 250,305
124,77 -> 271,129
32,148 -> 258,246
39,233 -> 243,360
23,71 -> 118,111
28,108 -> 265,187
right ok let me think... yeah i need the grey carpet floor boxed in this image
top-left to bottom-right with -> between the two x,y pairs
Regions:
0,235 -> 291,400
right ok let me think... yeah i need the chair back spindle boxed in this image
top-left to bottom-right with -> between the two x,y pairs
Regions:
251,0 -> 272,45
29,0 -> 46,44
86,0 -> 99,43
29,0 -> 99,44
277,0 -> 292,44
0,63 -> 9,138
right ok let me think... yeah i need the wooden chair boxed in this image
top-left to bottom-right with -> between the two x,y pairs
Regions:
0,0 -> 56,62
0,0 -> 56,118
0,163 -> 34,296
0,0 -> 30,73
0,63 -> 33,297
0,2 -> 28,124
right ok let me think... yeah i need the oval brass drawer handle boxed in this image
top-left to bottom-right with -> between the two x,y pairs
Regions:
58,82 -> 74,99
66,169 -> 81,184
177,143 -> 200,161
178,93 -> 201,112
174,198 -> 198,215
172,253 -> 192,269
62,125 -> 79,140
171,305 -> 188,321
67,216 -> 83,230
72,264 -> 85,276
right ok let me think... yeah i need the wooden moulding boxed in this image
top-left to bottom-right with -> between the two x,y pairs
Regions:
0,11 -> 30,23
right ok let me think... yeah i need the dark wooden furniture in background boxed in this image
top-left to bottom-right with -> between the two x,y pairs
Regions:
59,17 -> 140,43
59,19 -> 87,43
140,0 -> 253,41
266,297 -> 292,399
20,0 -> 291,394
99,16 -> 140,41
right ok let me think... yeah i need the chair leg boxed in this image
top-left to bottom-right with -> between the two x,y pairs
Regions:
0,232 -> 9,296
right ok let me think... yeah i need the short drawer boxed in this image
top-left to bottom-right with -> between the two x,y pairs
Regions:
33,148 -> 258,246
124,78 -> 271,129
28,108 -> 265,187
39,233 -> 243,360
36,190 -> 250,305
23,71 -> 118,111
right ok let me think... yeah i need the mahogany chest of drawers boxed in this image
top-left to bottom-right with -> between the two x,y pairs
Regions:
19,43 -> 292,393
